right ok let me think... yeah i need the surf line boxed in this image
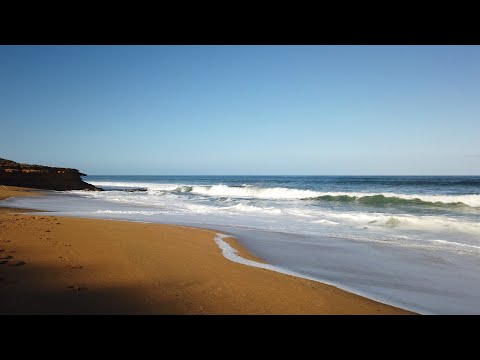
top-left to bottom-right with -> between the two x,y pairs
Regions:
214,233 -> 426,314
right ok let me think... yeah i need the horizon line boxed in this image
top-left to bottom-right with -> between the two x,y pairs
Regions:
83,174 -> 480,177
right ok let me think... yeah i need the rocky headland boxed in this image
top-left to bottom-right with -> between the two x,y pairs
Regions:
0,158 -> 101,191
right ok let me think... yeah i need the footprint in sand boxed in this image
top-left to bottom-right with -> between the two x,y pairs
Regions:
66,265 -> 84,271
0,248 -> 13,256
67,285 -> 88,291
7,261 -> 26,267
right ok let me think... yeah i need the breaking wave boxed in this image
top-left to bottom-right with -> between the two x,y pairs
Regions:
89,181 -> 480,208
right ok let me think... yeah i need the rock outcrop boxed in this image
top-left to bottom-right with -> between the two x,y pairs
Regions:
0,158 -> 101,191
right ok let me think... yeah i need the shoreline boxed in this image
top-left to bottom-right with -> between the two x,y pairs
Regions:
0,186 -> 414,314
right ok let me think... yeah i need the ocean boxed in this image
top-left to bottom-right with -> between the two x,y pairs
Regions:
5,175 -> 480,314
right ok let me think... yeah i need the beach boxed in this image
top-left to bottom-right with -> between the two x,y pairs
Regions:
0,186 -> 412,314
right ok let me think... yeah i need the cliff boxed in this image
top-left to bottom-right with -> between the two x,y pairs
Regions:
0,158 -> 101,191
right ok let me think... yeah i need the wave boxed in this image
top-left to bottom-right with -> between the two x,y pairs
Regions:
327,212 -> 480,235
186,184 -> 319,199
87,181 -> 480,208
222,203 -> 282,215
307,194 -> 471,209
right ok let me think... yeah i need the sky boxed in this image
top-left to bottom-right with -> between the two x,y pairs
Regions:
1,45 -> 479,175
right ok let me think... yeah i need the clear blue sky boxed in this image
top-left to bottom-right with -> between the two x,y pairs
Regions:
1,45 -> 479,175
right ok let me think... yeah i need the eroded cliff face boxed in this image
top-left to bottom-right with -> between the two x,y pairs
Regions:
0,158 -> 101,191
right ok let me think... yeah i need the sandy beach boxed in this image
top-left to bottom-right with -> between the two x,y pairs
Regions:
0,186 -> 413,314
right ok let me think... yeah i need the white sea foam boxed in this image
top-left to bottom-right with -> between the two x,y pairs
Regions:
95,210 -> 163,215
312,219 -> 340,225
222,203 -> 282,215
325,211 -> 480,235
430,239 -> 480,251
80,184 -> 480,237
189,184 -> 319,199
87,180 -> 480,207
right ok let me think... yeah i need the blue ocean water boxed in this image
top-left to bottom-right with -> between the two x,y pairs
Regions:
5,175 -> 480,314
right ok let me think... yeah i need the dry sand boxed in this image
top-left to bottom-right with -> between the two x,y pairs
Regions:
0,186 -> 414,314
